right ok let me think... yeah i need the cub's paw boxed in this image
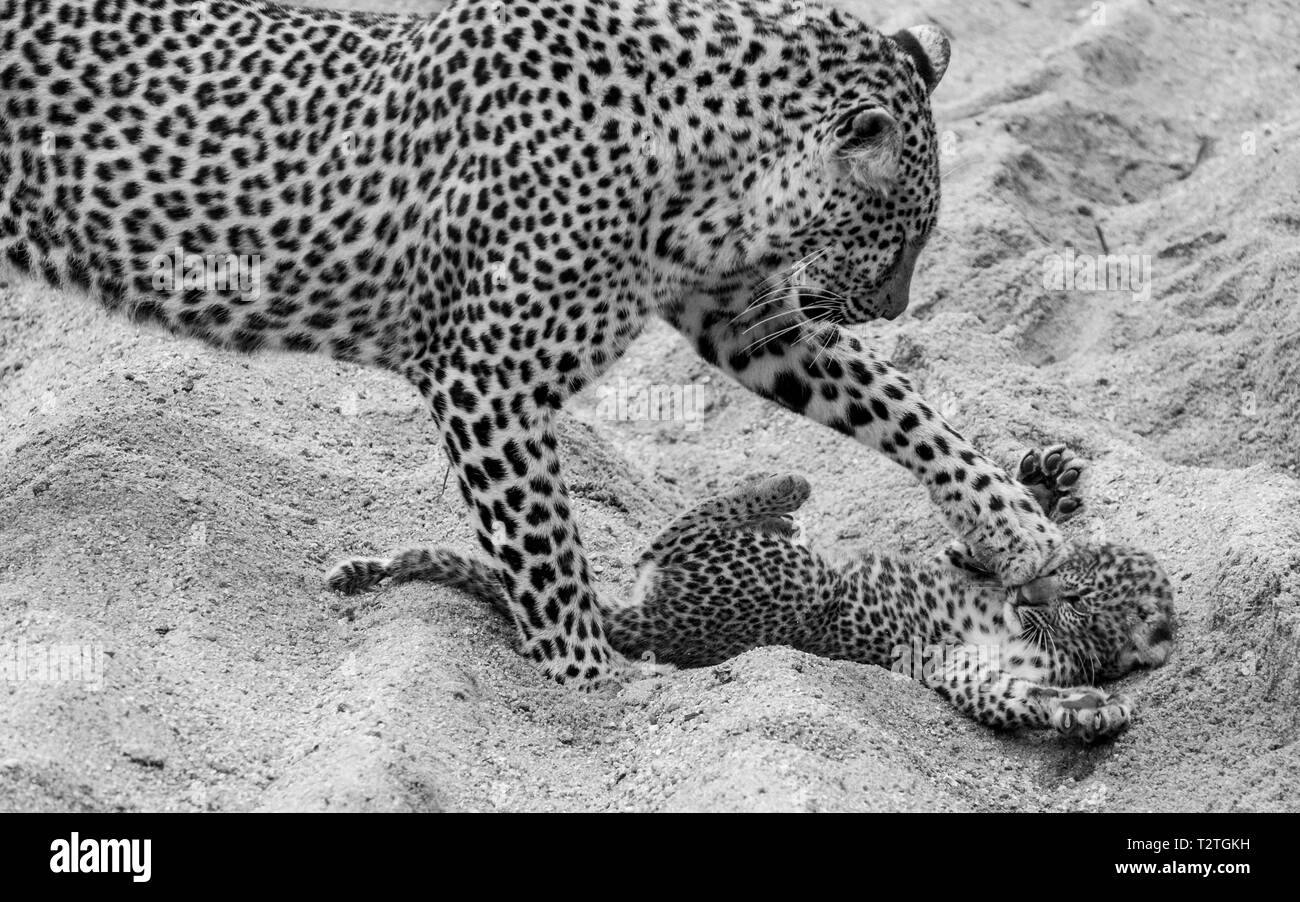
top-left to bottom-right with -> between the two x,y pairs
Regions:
1018,444 -> 1087,522
326,556 -> 391,595
744,473 -> 812,515
1047,687 -> 1132,742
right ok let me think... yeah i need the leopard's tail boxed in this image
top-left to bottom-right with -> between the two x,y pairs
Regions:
327,548 -> 509,619
330,544 -> 649,634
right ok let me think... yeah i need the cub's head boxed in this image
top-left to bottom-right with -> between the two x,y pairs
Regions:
735,16 -> 949,323
1016,543 -> 1177,681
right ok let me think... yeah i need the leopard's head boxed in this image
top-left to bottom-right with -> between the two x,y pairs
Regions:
735,18 -> 949,324
1016,543 -> 1177,681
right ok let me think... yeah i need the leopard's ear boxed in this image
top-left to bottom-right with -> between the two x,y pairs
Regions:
830,106 -> 902,194
889,25 -> 951,94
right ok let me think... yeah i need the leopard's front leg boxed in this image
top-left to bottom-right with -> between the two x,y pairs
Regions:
431,386 -> 618,685
331,374 -> 617,687
926,660 -> 1132,740
671,307 -> 1061,585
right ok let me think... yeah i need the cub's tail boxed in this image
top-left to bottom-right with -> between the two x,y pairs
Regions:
326,548 -> 508,618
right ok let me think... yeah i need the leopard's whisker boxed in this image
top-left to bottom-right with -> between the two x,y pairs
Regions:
740,305 -> 804,336
1045,624 -> 1062,666
732,283 -> 843,325
939,156 -> 977,180
731,247 -> 837,322
795,312 -> 836,342
740,303 -> 837,339
740,296 -> 840,335
791,307 -> 836,341
741,317 -> 826,356
808,320 -> 842,366
730,286 -> 798,324
789,293 -> 850,342
740,315 -> 827,356
746,278 -> 805,307
730,292 -> 783,324
755,244 -> 832,289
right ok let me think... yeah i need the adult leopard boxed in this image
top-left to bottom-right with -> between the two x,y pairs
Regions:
0,0 -> 1062,686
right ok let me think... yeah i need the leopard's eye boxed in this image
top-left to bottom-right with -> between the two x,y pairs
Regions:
1065,591 -> 1101,613
1057,601 -> 1086,623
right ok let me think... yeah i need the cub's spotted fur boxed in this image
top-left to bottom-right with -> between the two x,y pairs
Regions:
4,0 -> 1062,685
347,447 -> 1176,740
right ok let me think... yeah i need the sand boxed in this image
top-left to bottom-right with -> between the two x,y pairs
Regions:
1,0 -> 1298,811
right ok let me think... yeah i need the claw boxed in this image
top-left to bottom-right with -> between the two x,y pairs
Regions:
1052,689 -> 1132,741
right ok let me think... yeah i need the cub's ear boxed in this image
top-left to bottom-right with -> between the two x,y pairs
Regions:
889,25 -> 951,94
831,107 -> 902,194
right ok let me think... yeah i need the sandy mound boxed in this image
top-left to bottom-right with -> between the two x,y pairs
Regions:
1,0 -> 1298,811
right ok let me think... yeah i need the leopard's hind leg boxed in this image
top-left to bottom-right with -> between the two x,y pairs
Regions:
614,474 -> 828,667
637,474 -> 811,570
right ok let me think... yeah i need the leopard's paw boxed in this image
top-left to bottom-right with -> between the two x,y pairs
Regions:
517,635 -> 644,692
1018,444 -> 1087,522
1048,687 -> 1132,742
961,496 -> 1063,587
745,473 -> 812,515
610,650 -> 677,683
958,446 -> 1086,583
326,556 -> 391,595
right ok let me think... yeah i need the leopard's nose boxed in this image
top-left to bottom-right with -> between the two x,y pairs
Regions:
879,242 -> 922,320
